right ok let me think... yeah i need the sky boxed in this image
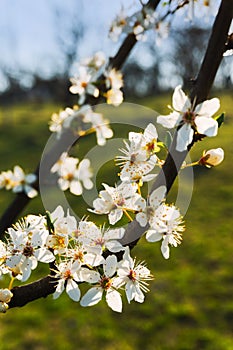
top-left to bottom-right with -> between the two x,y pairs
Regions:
0,0 -> 229,91
0,0 -> 135,89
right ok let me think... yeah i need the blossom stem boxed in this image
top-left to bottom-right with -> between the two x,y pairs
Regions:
181,161 -> 199,169
76,128 -> 96,137
8,277 -> 15,290
137,184 -> 141,195
123,209 -> 134,222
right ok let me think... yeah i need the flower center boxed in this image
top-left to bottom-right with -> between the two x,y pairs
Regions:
182,111 -> 196,124
74,251 -> 84,263
116,197 -> 125,207
63,269 -> 72,280
81,82 -> 88,88
65,173 -> 74,181
94,237 -> 105,247
23,244 -> 34,257
145,140 -> 160,153
100,276 -> 112,290
128,269 -> 137,282
130,153 -> 137,164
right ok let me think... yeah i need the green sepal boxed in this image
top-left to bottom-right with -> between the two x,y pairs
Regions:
215,113 -> 225,128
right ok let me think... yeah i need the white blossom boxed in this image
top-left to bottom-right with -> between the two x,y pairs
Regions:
49,107 -> 77,137
157,85 -> 220,152
109,9 -> 128,42
80,255 -> 122,312
51,153 -> 93,196
116,124 -> 159,184
105,89 -> 124,107
0,289 -> 13,303
69,66 -> 99,105
46,206 -> 77,254
0,166 -> 37,198
136,185 -> 166,227
0,241 -> 9,276
0,302 -> 9,313
105,68 -> 123,90
83,109 -> 113,146
6,219 -> 54,281
53,260 -> 83,301
146,204 -> 185,259
80,51 -> 106,71
0,170 -> 15,190
116,247 -> 153,303
77,221 -> 125,255
90,182 -> 145,225
199,148 -> 224,167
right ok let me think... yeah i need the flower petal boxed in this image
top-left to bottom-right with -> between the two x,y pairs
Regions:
66,279 -> 81,301
172,85 -> 190,112
195,116 -> 218,137
195,98 -> 220,118
104,228 -> 125,240
106,289 -> 122,312
149,186 -> 166,208
136,212 -> 148,227
176,124 -> 194,152
35,248 -> 55,263
106,241 -> 125,253
108,209 -> 123,225
144,123 -> 158,140
80,287 -> 103,307
146,230 -> 163,242
70,180 -> 83,195
157,112 -> 180,129
104,255 -> 117,277
53,280 -> 65,299
161,238 -> 170,259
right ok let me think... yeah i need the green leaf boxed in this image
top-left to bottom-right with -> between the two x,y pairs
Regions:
215,113 -> 225,128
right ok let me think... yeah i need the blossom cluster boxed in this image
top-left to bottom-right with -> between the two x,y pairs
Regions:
0,165 -> 37,198
89,122 -> 185,259
69,51 -> 123,107
0,206 -> 153,313
109,6 -> 169,43
51,152 -> 93,196
49,103 -> 113,146
108,1 -> 216,44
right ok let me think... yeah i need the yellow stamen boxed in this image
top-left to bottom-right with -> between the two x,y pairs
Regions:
8,277 -> 15,290
123,209 -> 133,222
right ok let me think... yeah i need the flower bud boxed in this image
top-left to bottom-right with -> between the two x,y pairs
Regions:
0,288 -> 13,303
199,148 -> 224,167
0,302 -> 9,313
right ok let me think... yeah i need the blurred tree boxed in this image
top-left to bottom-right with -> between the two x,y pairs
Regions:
52,1 -> 84,78
171,26 -> 209,89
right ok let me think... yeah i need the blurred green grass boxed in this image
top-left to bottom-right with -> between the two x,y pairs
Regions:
0,91 -> 232,350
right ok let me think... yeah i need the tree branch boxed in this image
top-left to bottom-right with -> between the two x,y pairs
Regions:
8,275 -> 57,308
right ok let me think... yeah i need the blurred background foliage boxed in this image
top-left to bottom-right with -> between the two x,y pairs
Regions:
0,91 -> 232,350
